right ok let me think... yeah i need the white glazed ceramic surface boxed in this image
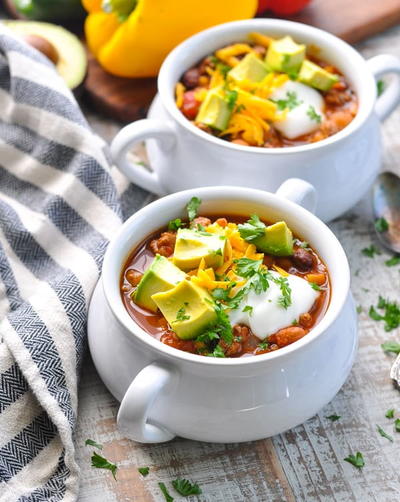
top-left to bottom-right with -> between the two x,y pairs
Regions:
88,182 -> 358,444
110,19 -> 400,222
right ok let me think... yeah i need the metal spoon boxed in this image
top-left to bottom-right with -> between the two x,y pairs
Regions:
372,171 -> 400,253
372,171 -> 400,387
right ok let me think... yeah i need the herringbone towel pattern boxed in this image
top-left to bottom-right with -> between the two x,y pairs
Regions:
0,27 -> 123,500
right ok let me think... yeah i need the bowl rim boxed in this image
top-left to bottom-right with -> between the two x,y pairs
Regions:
157,18 -> 376,155
102,186 -> 351,368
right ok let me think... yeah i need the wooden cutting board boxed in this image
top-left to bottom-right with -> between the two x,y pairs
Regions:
84,0 -> 400,122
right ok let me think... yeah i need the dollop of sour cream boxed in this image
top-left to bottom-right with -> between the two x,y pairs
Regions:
229,271 -> 319,340
270,80 -> 325,139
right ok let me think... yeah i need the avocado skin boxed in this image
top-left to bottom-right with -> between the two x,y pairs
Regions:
5,0 -> 85,23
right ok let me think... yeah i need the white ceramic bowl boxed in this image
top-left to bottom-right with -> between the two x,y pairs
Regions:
110,18 -> 400,222
88,179 -> 358,443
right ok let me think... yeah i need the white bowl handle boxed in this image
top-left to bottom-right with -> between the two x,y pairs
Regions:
276,178 -> 317,214
367,54 -> 400,121
117,362 -> 176,443
110,119 -> 176,195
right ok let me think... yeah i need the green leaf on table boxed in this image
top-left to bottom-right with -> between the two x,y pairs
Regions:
326,414 -> 341,422
385,255 -> 400,267
377,80 -> 385,96
172,478 -> 202,496
381,341 -> 400,354
344,451 -> 365,469
362,245 -> 381,258
138,467 -> 149,476
385,408 -> 395,419
159,482 -> 174,502
85,439 -> 103,450
395,419 -> 400,432
91,452 -> 117,480
375,217 -> 389,233
369,297 -> 400,331
376,424 -> 393,442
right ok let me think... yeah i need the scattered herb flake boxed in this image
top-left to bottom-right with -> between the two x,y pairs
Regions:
172,479 -> 202,496
356,305 -> 362,314
258,341 -> 268,350
385,256 -> 400,267
275,91 -> 302,111
210,344 -> 225,358
217,62 -> 231,78
307,105 -> 322,123
138,467 -> 149,476
385,408 -> 395,419
377,424 -> 393,442
310,282 -> 321,291
242,305 -> 253,315
344,452 -> 364,469
91,452 -> 118,480
235,257 -> 263,278
395,419 -> 400,432
369,297 -> 400,331
375,217 -> 389,232
377,80 -> 385,97
168,218 -> 184,231
225,89 -> 238,110
381,341 -> 400,354
326,414 -> 341,422
238,214 -> 266,242
362,245 -> 381,257
186,197 -> 201,221
159,482 -> 174,502
85,439 -> 102,450
176,306 -> 190,322
276,276 -> 292,309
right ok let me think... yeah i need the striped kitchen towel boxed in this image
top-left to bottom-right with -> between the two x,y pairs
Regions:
0,26 -> 123,500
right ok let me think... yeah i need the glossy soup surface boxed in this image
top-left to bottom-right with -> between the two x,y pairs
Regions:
121,215 -> 330,358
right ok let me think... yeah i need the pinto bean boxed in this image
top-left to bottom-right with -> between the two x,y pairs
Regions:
125,269 -> 143,287
191,216 -> 211,228
299,312 -> 313,328
292,248 -> 313,271
233,324 -> 250,343
232,138 -> 250,146
220,339 -> 242,357
274,326 -> 307,347
150,232 -> 176,257
182,67 -> 201,89
161,331 -> 197,353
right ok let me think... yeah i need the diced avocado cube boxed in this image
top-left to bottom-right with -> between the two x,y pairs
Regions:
297,60 -> 339,91
133,254 -> 186,312
228,53 -> 268,83
266,36 -> 305,73
195,89 -> 233,131
173,228 -> 226,271
151,280 -> 217,340
253,221 -> 294,256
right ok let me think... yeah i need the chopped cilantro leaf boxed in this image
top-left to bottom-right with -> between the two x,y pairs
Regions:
172,478 -> 202,496
176,306 -> 190,322
275,91 -> 302,111
168,218 -> 184,231
235,257 -> 263,278
307,105 -> 322,123
385,408 -> 395,419
369,297 -> 400,331
217,62 -> 231,78
395,419 -> 400,432
377,424 -> 393,442
362,245 -> 381,257
381,341 -> 400,354
85,439 -> 102,450
258,341 -> 268,350
196,303 -> 233,350
238,214 -> 266,242
344,452 -> 364,469
242,305 -> 253,315
276,276 -> 292,309
326,414 -> 341,422
298,240 -> 309,249
385,255 -> 400,267
186,197 -> 201,221
91,452 -> 118,479
310,282 -> 321,291
225,89 -> 238,110
375,217 -> 389,232
377,80 -> 385,97
138,467 -> 149,476
159,482 -> 174,502
210,344 -> 225,358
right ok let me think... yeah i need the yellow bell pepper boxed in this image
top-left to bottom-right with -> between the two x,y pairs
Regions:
83,0 -> 258,77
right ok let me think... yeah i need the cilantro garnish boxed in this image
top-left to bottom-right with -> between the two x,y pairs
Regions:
385,408 -> 395,419
298,240 -> 309,249
310,282 -> 321,291
175,305 -> 190,322
238,214 -> 266,242
242,305 -> 253,315
258,341 -> 268,350
377,80 -> 385,97
91,452 -> 118,479
235,257 -> 263,277
326,414 -> 341,422
172,479 -> 202,496
138,467 -> 149,476
196,303 -> 233,355
385,255 -> 400,267
217,62 -> 231,78
168,218 -> 184,231
159,482 -> 174,502
344,452 -> 364,469
275,91 -> 302,111
369,296 -> 400,331
276,276 -> 292,309
307,105 -> 322,123
225,89 -> 238,110
186,197 -> 201,221
375,217 -> 389,232
85,438 -> 102,450
376,424 -> 393,442
362,245 -> 381,257
381,341 -> 400,354
210,344 -> 225,358
395,419 -> 400,432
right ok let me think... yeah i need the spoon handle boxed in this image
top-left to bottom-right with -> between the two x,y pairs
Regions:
390,354 -> 400,386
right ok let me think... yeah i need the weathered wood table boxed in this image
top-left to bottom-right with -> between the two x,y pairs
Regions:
77,25 -> 400,502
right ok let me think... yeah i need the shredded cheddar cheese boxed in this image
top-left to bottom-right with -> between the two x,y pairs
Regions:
175,82 -> 185,108
215,43 -> 253,64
